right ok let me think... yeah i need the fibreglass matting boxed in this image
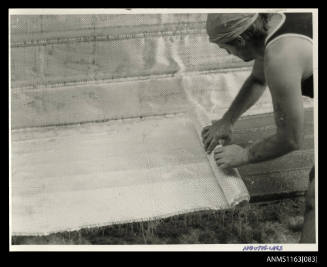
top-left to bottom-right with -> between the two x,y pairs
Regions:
11,113 -> 249,235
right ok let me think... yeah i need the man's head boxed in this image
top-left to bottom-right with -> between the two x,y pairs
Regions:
206,13 -> 269,61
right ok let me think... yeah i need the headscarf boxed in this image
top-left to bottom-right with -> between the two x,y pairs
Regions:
206,13 -> 259,44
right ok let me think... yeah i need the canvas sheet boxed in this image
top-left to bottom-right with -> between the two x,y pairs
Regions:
11,113 -> 248,235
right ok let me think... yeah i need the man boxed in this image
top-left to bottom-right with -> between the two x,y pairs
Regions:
202,13 -> 315,243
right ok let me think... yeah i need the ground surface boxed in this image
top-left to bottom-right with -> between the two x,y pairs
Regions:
12,197 -> 305,245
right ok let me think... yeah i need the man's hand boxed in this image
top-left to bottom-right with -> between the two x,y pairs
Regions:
201,119 -> 232,154
213,144 -> 249,169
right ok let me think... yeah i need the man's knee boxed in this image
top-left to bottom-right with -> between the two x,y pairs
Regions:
305,177 -> 315,211
300,168 -> 316,243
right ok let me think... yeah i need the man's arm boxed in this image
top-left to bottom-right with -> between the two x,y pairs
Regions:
203,59 -> 267,153
246,43 -> 305,163
222,59 -> 267,125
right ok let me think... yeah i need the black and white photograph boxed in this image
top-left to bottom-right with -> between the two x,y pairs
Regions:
9,8 -> 318,252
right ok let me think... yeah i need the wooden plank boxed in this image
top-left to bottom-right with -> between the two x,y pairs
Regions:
235,108 -> 313,130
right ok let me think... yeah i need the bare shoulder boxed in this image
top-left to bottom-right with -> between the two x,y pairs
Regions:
263,37 -> 313,97
264,36 -> 312,74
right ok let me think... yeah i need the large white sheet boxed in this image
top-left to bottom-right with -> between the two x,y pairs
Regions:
11,114 -> 249,235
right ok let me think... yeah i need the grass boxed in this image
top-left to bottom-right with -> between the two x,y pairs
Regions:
12,197 -> 305,245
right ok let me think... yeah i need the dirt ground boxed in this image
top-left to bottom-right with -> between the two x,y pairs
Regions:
12,196 -> 306,245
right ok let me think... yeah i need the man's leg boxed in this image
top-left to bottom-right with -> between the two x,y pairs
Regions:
300,167 -> 315,243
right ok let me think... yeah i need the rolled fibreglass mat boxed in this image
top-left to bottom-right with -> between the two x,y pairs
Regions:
183,86 -> 250,208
